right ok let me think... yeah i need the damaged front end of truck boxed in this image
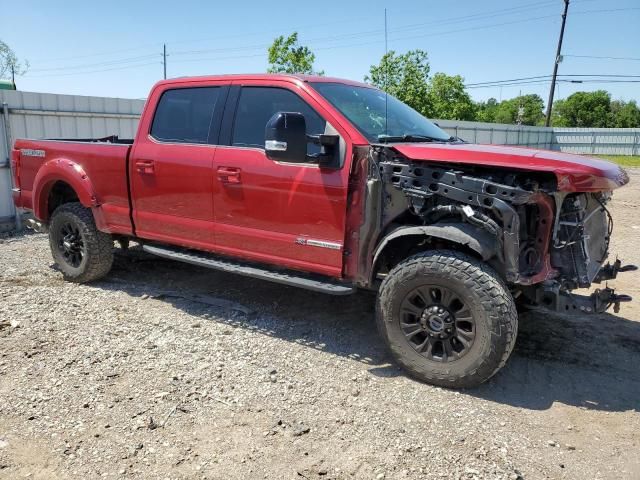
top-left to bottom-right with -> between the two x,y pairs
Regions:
361,144 -> 636,315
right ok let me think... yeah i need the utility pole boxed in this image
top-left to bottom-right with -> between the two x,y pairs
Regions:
163,44 -> 167,80
11,64 -> 15,87
545,0 -> 570,127
384,8 -> 388,136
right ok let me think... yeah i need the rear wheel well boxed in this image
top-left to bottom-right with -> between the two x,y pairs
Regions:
47,181 -> 79,219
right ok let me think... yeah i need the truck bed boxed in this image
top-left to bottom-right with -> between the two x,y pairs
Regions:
12,138 -> 134,236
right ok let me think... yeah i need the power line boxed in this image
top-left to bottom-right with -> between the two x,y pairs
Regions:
22,2 -> 640,79
467,74 -> 640,87
564,54 -> 640,61
23,62 -> 160,78
28,54 -> 160,73
466,79 -> 640,89
24,0 -> 568,73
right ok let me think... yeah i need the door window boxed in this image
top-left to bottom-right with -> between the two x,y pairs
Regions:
151,87 -> 220,144
232,87 -> 326,151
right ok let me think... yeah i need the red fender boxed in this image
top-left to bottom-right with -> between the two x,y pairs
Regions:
32,158 -> 99,222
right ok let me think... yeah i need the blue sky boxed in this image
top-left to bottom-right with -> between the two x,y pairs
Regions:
4,0 -> 639,103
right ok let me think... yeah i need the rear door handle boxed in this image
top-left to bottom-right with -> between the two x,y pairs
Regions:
217,166 -> 241,184
135,159 -> 155,174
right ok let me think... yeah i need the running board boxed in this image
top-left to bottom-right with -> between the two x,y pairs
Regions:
142,244 -> 355,295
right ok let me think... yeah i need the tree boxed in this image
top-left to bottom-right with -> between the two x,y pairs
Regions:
552,90 -> 611,127
475,98 -> 499,123
365,49 -> 431,116
610,100 -> 640,128
267,32 -> 322,75
0,40 -> 29,80
493,94 -> 545,126
426,73 -> 476,120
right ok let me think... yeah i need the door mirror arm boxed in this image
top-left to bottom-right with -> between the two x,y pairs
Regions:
306,134 -> 340,169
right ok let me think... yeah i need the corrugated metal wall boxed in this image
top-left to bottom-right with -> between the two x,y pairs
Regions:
0,90 -> 145,227
551,128 -> 640,155
435,119 -> 554,149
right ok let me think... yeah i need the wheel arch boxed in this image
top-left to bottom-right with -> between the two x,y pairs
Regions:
32,158 -> 99,222
370,223 -> 498,285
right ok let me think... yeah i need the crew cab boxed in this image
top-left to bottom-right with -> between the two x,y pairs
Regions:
11,74 -> 635,388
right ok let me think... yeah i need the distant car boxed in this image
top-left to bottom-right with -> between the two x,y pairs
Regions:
11,74 -> 635,388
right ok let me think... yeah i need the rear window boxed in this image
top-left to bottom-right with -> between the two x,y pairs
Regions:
151,87 -> 220,144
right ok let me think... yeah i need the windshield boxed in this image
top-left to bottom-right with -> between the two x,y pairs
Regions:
310,82 -> 451,143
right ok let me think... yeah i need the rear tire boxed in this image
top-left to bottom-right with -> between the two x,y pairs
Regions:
49,202 -> 114,283
376,250 -> 517,388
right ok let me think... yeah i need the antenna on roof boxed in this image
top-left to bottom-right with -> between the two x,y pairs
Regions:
384,8 -> 388,137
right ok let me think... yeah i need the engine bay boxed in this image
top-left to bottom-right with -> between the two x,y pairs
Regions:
372,145 -> 635,314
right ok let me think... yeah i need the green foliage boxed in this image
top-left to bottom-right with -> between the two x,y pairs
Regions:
475,98 -> 499,123
365,50 -> 431,115
364,49 -> 640,128
552,91 -> 640,128
267,32 -> 322,75
610,100 -> 640,128
552,90 -> 611,127
492,94 -> 545,126
0,40 -> 28,79
426,73 -> 476,120
365,51 -> 475,120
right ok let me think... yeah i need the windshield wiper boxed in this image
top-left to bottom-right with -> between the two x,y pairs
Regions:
377,134 -> 451,143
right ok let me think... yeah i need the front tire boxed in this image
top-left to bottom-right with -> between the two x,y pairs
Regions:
49,202 -> 114,283
376,250 -> 517,388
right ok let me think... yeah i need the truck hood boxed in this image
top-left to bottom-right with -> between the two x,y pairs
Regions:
392,143 -> 629,192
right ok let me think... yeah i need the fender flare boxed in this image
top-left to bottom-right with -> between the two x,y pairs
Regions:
32,158 -> 99,221
370,222 -> 498,283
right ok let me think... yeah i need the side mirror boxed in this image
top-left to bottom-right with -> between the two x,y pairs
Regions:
265,112 -> 307,162
265,111 -> 341,168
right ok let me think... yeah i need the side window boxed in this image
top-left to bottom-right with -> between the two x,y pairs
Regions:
232,87 -> 326,150
151,87 -> 220,144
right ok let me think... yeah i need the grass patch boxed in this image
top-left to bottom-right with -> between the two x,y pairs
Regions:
594,155 -> 640,167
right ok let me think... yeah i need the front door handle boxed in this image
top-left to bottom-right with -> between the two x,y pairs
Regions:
135,159 -> 155,174
217,166 -> 241,184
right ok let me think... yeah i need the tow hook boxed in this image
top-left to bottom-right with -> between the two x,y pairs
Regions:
589,287 -> 632,313
594,259 -> 638,283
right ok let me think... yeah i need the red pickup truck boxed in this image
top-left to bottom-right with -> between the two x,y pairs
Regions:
11,74 -> 635,388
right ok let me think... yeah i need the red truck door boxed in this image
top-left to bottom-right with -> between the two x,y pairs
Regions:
129,84 -> 227,249
212,82 -> 350,278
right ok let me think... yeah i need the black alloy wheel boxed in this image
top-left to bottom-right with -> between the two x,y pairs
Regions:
400,285 -> 476,362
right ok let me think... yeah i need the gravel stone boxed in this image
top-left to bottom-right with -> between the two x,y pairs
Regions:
0,169 -> 639,479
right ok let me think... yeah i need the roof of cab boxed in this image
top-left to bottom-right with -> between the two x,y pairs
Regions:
153,73 -> 373,89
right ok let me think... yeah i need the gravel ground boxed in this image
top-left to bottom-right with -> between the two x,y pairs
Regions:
1,170 -> 639,480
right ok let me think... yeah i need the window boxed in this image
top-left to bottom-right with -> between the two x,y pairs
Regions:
232,87 -> 326,150
310,82 -> 451,143
151,87 -> 220,144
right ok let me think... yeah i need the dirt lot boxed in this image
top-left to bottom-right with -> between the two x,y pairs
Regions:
1,170 -> 639,480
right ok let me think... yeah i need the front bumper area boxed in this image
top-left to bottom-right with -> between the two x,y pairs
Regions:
523,259 -> 636,315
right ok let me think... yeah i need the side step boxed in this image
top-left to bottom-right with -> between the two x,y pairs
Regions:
142,244 -> 355,296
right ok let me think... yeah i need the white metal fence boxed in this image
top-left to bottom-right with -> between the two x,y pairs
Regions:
1,90 -> 639,231
437,121 -> 640,156
435,119 -> 554,149
551,128 -> 640,155
0,90 -> 144,230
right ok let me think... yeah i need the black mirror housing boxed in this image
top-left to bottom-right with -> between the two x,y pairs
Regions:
265,112 -> 307,162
